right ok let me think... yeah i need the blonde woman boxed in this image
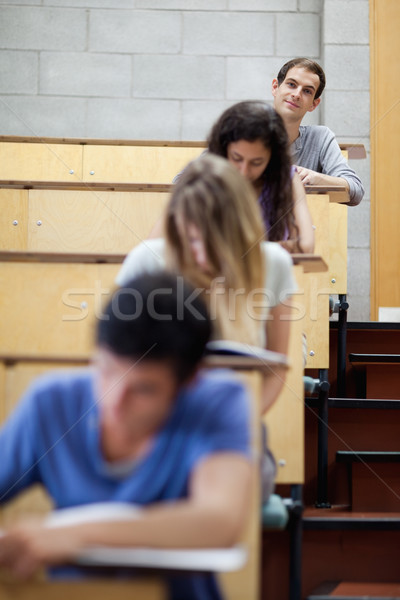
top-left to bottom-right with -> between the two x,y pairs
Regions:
117,154 -> 296,415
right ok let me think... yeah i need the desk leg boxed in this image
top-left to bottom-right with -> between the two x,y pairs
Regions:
316,370 -> 331,508
336,294 -> 349,398
289,484 -> 303,600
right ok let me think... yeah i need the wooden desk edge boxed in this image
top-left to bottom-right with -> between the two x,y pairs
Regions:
291,254 -> 328,273
305,185 -> 350,203
0,180 -> 174,192
0,136 -> 366,158
0,354 -> 288,371
0,251 -> 125,264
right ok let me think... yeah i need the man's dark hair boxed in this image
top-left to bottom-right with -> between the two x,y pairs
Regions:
277,57 -> 326,99
97,271 -> 212,382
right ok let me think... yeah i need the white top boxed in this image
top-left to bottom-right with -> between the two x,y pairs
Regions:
116,238 -> 296,346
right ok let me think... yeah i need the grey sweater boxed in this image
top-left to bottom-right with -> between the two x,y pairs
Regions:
291,125 -> 364,206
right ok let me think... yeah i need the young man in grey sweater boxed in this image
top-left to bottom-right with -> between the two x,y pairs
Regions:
272,57 -> 364,206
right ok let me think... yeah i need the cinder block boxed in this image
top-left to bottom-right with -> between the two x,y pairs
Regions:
299,0 -> 322,12
228,0 -> 296,10
227,57 -> 285,101
136,0 -> 227,8
86,98 -> 181,140
348,199 -> 370,249
0,7 -> 87,51
0,0 -> 38,4
89,10 -> 181,54
40,52 -> 131,97
301,107 -> 320,127
182,100 -> 233,140
0,51 -> 38,94
43,0 -> 134,6
325,45 -> 369,90
347,247 -> 370,298
347,293 -> 370,322
324,91 -> 370,138
324,0 -> 369,44
349,153 -> 370,200
0,95 -> 87,137
276,13 -> 320,57
133,55 -> 225,100
183,12 -> 274,56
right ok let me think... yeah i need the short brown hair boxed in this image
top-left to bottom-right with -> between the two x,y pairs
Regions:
277,57 -> 326,99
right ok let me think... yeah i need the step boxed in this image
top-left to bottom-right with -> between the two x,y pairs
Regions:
337,451 -> 400,464
303,507 -> 400,531
305,397 -> 400,409
307,580 -> 400,599
349,353 -> 400,366
336,452 -> 400,512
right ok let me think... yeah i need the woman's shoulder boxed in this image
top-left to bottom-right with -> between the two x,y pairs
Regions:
115,238 -> 166,287
261,241 -> 292,268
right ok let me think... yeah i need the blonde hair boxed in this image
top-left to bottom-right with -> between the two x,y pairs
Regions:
165,154 -> 267,345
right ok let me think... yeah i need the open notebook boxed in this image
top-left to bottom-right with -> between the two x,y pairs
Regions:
205,340 -> 288,366
2,503 -> 247,572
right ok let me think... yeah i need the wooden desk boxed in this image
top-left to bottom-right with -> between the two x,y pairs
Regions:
0,136 -> 365,184
0,580 -> 166,600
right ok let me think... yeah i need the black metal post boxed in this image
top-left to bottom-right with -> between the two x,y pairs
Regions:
316,369 -> 331,508
289,484 -> 303,600
336,294 -> 349,398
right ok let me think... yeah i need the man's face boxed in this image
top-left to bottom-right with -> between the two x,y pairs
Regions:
272,66 -> 321,123
95,347 -> 180,446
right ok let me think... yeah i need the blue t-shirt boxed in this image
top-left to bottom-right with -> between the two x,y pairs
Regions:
0,368 -> 251,600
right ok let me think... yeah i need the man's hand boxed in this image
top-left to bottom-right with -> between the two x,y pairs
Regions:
0,521 -> 83,580
295,166 -> 350,191
295,165 -> 320,186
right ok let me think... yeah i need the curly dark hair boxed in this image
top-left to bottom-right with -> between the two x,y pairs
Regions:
207,100 -> 295,243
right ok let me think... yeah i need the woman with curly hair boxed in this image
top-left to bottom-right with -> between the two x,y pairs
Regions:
206,100 -> 314,253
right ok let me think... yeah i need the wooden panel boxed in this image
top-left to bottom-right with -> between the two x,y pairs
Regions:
303,194 -> 331,367
83,145 -> 204,183
0,190 -> 29,251
370,0 -> 400,317
301,272 -> 330,369
27,190 -> 169,254
264,265 -> 304,484
0,143 -> 83,182
220,370 -> 261,600
328,202 -> 348,294
306,194 -> 330,264
0,581 -> 166,600
0,263 -> 119,359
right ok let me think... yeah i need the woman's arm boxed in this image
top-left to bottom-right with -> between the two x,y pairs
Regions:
262,299 -> 292,414
283,172 -> 314,254
147,215 -> 165,238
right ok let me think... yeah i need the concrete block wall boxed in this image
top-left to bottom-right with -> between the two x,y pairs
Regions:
0,0 -> 323,139
322,0 -> 370,321
0,0 -> 371,319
